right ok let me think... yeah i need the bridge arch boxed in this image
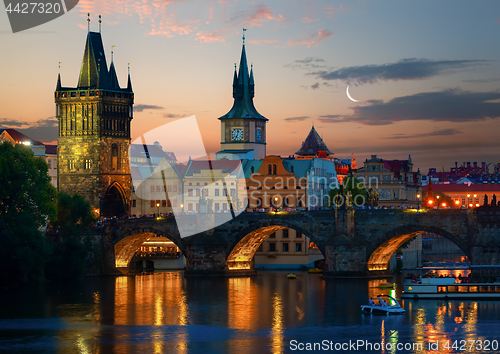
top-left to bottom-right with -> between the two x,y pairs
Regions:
226,220 -> 324,270
367,225 -> 471,271
114,227 -> 186,269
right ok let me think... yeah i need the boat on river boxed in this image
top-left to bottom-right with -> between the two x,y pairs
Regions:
401,277 -> 500,299
361,295 -> 405,315
307,268 -> 323,273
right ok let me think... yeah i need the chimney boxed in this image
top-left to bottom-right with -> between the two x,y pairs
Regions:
467,162 -> 471,169
473,162 -> 477,170
371,155 -> 377,159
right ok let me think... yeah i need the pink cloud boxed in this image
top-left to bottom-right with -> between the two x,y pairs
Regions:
196,28 -> 227,43
248,39 -> 279,45
325,4 -> 349,19
287,29 -> 333,48
318,29 -> 332,39
229,4 -> 285,28
301,17 -> 320,24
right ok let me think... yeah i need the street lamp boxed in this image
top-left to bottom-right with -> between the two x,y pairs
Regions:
274,197 -> 278,214
416,194 -> 421,210
180,204 -> 184,214
156,202 -> 160,217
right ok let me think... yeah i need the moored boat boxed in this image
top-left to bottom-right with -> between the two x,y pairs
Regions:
307,268 -> 324,273
401,277 -> 500,299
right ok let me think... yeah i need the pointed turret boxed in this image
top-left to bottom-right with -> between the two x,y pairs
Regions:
77,31 -> 110,89
108,61 -> 119,89
296,126 -> 333,157
56,73 -> 61,91
219,37 -> 266,121
249,64 -> 255,98
127,72 -> 133,92
232,65 -> 238,98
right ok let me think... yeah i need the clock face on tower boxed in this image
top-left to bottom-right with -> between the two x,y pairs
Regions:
232,128 -> 244,141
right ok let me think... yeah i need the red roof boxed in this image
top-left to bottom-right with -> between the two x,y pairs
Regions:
423,184 -> 500,193
0,129 -> 43,146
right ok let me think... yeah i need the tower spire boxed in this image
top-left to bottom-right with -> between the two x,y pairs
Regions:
56,62 -> 61,91
111,45 -> 114,62
127,63 -> 133,92
99,15 -> 101,33
242,28 -> 247,45
87,13 -> 90,32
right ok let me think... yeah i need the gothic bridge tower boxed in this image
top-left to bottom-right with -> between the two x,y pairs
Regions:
216,32 -> 268,160
55,17 -> 133,217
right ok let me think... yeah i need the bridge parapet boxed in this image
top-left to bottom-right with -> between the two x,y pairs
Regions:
104,209 -> 500,277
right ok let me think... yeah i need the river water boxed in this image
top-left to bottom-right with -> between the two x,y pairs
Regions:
1,271 -> 500,354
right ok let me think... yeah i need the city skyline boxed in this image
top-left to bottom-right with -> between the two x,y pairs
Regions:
1,0 -> 500,172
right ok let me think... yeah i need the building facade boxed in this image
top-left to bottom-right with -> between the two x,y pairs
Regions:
355,155 -> 421,208
55,28 -> 134,217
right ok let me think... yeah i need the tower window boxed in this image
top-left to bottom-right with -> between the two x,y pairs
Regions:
268,164 -> 272,175
273,164 -> 277,175
85,159 -> 92,169
111,144 -> 119,170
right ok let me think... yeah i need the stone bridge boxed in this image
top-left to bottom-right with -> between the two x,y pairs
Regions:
102,209 -> 500,277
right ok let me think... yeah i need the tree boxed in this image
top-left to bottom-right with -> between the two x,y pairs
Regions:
484,194 -> 489,207
328,177 -> 367,208
0,143 -> 56,227
46,193 -> 98,281
0,143 -> 56,284
491,194 -> 497,208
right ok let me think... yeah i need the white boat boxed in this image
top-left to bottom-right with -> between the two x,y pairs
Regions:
361,295 -> 405,315
401,277 -> 500,299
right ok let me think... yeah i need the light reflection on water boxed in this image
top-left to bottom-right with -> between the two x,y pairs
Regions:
1,272 -> 500,353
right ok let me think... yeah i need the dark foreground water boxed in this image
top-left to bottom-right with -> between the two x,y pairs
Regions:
1,271 -> 500,354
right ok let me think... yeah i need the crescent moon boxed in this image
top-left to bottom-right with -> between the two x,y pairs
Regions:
346,85 -> 359,102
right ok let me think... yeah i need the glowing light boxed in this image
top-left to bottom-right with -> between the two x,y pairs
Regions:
441,202 -> 447,207
21,141 -> 31,145
467,194 -> 471,198
436,195 -> 440,199
417,194 -> 421,198
476,203 -> 480,207
474,194 -> 477,198
228,263 -> 251,270
469,203 -> 473,207
408,286 -> 413,291
455,200 -> 460,205
428,200 -> 434,205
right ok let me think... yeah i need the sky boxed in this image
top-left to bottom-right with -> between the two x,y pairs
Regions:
1,0 -> 500,173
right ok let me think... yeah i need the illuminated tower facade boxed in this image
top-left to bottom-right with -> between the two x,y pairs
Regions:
217,33 -> 268,160
55,23 -> 133,217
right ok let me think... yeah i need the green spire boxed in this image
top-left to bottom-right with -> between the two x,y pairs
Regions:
77,31 -> 110,89
219,34 -> 266,121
